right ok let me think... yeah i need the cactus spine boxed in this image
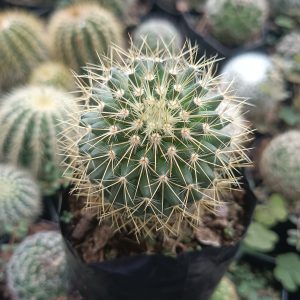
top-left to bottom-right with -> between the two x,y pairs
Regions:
0,86 -> 78,193
30,61 -> 75,91
0,164 -> 41,235
6,231 -> 68,300
133,18 -> 183,53
260,130 -> 300,202
63,42 -> 250,236
48,3 -> 124,73
205,0 -> 269,46
0,11 -> 48,91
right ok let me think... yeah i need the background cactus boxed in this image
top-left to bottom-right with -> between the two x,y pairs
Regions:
29,61 -> 75,91
0,86 -> 78,194
211,276 -> 239,300
6,231 -> 68,300
48,3 -> 124,73
221,52 -> 287,133
0,11 -> 48,91
63,43 -> 250,236
205,0 -> 269,46
275,31 -> 300,84
133,18 -> 183,52
260,130 -> 300,202
0,164 -> 41,235
270,0 -> 300,19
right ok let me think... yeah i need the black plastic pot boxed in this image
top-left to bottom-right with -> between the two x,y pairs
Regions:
60,174 -> 257,300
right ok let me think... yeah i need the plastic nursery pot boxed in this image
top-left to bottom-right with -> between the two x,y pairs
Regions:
60,175 -> 257,300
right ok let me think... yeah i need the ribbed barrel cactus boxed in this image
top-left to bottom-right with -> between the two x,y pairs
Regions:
270,0 -> 300,19
30,62 -> 75,91
0,86 -> 78,193
275,31 -> 300,84
260,130 -> 300,202
0,11 -> 48,91
205,0 -> 269,46
133,18 -> 183,53
48,3 -> 124,73
6,231 -> 68,300
63,43 -> 250,236
0,164 -> 41,235
221,52 -> 287,133
211,276 -> 238,300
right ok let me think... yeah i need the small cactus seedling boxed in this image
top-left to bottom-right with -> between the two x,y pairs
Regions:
48,3 -> 124,73
63,42 -> 251,236
270,0 -> 300,19
275,31 -> 300,84
6,231 -> 68,300
221,52 -> 287,133
211,276 -> 239,300
0,164 -> 41,235
0,86 -> 78,194
30,61 -> 75,91
260,130 -> 300,203
0,11 -> 48,91
205,0 -> 269,46
133,18 -> 183,53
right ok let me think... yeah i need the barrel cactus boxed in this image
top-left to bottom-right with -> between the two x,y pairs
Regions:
0,11 -> 47,91
205,0 -> 269,46
30,62 -> 75,91
48,2 -> 124,73
260,130 -> 300,202
63,42 -> 250,236
270,0 -> 300,19
221,52 -> 287,133
133,18 -> 183,53
6,231 -> 68,300
211,276 -> 239,300
0,86 -> 78,194
275,31 -> 300,84
0,164 -> 41,235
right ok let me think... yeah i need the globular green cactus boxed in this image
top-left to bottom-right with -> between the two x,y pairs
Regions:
133,18 -> 183,53
221,52 -> 287,133
205,0 -> 269,46
0,11 -> 48,91
0,164 -> 41,235
211,276 -> 239,300
270,0 -> 300,19
29,61 -> 75,91
48,3 -> 124,73
275,31 -> 300,84
63,42 -> 250,236
6,231 -> 68,300
260,130 -> 300,202
0,86 -> 78,194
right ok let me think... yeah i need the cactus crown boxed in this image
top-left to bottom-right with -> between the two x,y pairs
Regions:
6,231 -> 67,300
0,164 -> 41,235
63,42 -> 250,236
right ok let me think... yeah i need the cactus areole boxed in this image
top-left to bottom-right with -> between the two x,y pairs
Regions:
65,43 -> 250,236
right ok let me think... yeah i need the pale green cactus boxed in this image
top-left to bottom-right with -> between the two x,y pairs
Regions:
260,130 -> 300,202
6,231 -> 68,300
48,2 -> 124,73
0,10 -> 48,91
133,18 -> 183,53
30,62 -> 75,91
205,0 -> 269,46
63,42 -> 250,237
0,86 -> 78,194
211,276 -> 239,300
0,164 -> 41,235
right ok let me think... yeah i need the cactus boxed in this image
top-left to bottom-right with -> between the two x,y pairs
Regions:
205,0 -> 269,46
133,18 -> 183,53
6,231 -> 68,300
0,11 -> 48,91
260,130 -> 300,202
30,61 -> 75,91
270,0 -> 300,19
0,164 -> 41,235
0,86 -> 78,194
275,31 -> 300,84
48,3 -> 124,73
211,276 -> 238,300
63,42 -> 250,236
221,52 -> 287,133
